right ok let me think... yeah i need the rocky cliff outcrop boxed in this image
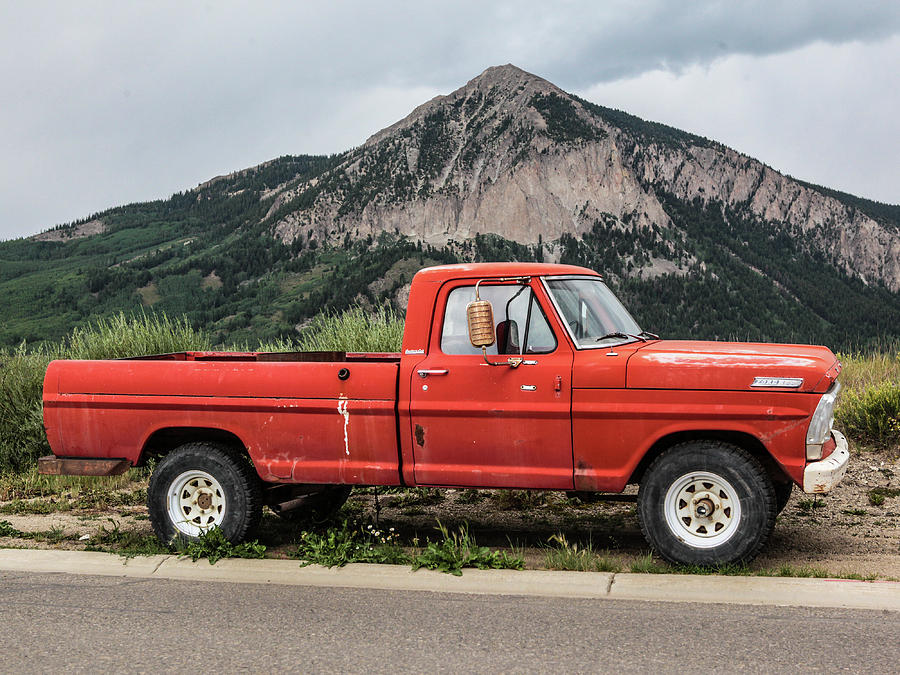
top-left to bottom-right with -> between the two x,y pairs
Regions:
266,64 -> 898,291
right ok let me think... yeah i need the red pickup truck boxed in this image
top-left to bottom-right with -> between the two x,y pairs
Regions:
40,262 -> 848,565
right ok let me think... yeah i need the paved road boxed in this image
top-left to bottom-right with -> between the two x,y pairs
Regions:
1,570 -> 897,673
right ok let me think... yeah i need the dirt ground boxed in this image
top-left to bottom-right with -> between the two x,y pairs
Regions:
2,448 -> 898,578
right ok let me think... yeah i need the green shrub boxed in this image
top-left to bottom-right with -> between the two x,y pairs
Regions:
835,380 -> 900,446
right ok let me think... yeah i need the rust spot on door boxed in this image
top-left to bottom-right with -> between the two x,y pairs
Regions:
415,424 -> 425,447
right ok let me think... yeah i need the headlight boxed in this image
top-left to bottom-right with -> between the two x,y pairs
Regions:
806,382 -> 841,460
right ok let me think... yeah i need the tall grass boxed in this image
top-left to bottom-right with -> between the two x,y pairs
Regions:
63,312 -> 212,360
0,312 -> 212,473
269,304 -> 404,353
835,351 -> 900,449
0,345 -> 52,473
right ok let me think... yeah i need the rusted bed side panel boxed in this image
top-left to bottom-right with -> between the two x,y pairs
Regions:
43,361 -> 402,485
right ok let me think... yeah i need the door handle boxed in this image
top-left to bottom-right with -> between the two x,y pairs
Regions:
417,369 -> 449,378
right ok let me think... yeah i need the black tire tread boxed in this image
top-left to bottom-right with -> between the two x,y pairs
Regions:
773,480 -> 793,514
637,440 -> 777,566
148,442 -> 263,545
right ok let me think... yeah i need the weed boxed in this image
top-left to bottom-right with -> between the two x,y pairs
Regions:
544,533 -> 621,572
0,499 -> 62,515
796,497 -> 826,513
293,520 -> 409,567
456,489 -> 485,505
838,572 -> 881,581
773,564 -> 830,578
0,468 -> 148,502
0,520 -> 75,544
84,519 -> 172,558
842,508 -> 868,516
868,487 -> 900,505
671,562 -> 753,576
412,521 -> 525,576
628,553 -> 668,574
491,490 -> 548,511
0,520 -> 23,537
389,487 -> 444,508
184,527 -> 267,565
41,526 -> 68,544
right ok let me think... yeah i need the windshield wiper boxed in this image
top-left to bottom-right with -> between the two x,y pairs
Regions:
595,332 -> 645,343
639,331 -> 659,340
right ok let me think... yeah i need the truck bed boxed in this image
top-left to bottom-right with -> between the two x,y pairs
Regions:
43,351 -> 403,485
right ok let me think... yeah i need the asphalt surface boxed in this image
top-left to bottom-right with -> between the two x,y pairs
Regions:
1,570 -> 898,673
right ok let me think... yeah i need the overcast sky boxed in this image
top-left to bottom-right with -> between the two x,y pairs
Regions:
2,1 -> 899,240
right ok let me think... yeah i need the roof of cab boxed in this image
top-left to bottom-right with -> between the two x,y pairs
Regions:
413,262 -> 601,283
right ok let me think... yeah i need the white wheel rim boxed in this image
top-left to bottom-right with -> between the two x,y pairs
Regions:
166,470 -> 226,537
663,471 -> 741,549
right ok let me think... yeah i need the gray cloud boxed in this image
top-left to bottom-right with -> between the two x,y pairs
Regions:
2,1 -> 899,239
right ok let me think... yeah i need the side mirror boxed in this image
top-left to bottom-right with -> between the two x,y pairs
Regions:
466,299 -> 495,348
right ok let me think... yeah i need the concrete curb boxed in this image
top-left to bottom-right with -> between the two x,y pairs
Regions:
1,548 -> 897,611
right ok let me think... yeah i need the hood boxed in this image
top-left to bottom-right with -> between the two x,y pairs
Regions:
625,341 -> 840,393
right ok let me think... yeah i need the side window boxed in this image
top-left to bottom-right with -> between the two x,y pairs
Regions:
440,284 -> 557,355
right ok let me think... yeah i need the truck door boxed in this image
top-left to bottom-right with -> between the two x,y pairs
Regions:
409,280 -> 574,489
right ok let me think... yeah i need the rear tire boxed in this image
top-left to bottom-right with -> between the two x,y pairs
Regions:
148,442 -> 262,545
637,441 -> 776,566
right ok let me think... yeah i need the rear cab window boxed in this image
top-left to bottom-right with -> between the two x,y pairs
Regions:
440,283 -> 557,355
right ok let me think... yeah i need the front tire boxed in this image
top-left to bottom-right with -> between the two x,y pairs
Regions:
637,441 -> 776,566
148,442 -> 262,545
773,480 -> 793,514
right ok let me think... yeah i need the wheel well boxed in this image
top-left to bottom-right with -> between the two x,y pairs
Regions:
138,427 -> 249,466
628,430 -> 790,486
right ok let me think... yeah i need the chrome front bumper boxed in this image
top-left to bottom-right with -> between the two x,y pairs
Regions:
802,429 -> 850,494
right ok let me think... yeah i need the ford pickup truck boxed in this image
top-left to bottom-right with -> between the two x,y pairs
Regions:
39,262 -> 849,565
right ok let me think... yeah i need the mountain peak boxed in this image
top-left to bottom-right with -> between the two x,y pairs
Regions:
466,63 -> 560,93
364,64 -> 567,147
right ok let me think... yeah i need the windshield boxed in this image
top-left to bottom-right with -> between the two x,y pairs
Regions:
544,277 -> 642,347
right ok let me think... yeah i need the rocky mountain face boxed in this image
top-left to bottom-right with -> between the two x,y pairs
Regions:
4,64 -> 899,349
268,64 -> 899,292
